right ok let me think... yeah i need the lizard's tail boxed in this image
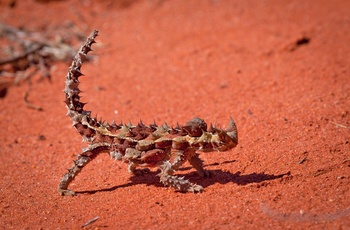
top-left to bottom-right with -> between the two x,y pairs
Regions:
64,30 -> 98,141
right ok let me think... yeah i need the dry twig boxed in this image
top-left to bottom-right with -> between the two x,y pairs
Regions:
81,216 -> 99,228
0,22 -> 89,105
23,89 -> 43,111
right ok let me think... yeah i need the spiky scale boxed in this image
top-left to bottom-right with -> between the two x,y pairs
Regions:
71,68 -> 83,77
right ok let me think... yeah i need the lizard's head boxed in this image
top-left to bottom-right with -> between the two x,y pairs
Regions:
183,117 -> 238,152
209,117 -> 238,151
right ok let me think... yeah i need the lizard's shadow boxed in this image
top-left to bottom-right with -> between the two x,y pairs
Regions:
77,160 -> 290,195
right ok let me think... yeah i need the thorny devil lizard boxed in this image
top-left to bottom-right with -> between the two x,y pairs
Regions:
58,30 -> 238,196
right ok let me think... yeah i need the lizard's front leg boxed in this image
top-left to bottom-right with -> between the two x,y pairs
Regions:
127,161 -> 151,175
187,151 -> 210,178
124,148 -> 151,175
173,149 -> 209,177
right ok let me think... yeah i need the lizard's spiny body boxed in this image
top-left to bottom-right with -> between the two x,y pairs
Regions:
58,30 -> 238,196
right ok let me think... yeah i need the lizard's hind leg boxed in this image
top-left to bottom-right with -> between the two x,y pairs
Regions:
58,154 -> 91,196
158,161 -> 203,193
58,143 -> 109,196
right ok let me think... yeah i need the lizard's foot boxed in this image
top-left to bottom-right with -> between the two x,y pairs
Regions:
58,188 -> 76,196
188,184 -> 204,193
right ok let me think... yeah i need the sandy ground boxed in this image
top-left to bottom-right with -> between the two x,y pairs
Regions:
0,0 -> 349,229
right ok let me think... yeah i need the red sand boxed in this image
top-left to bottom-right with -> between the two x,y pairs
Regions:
1,0 -> 349,229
